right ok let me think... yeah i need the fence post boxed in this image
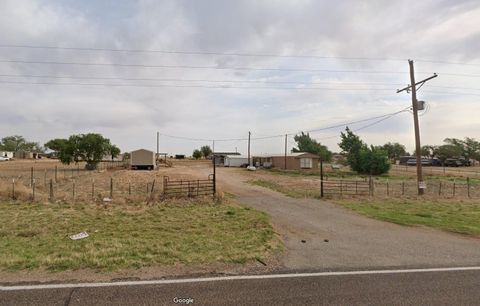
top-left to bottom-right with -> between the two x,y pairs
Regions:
129,182 -> 132,195
110,177 -> 113,199
44,169 -> 47,187
320,159 -> 324,198
355,180 -> 358,195
402,181 -> 405,196
150,179 -> 156,200
92,180 -> 95,200
72,180 -> 76,202
386,179 -> 389,196
12,179 -> 16,200
467,177 -> 470,198
197,180 -> 200,197
30,167 -> 34,187
55,165 -> 58,183
453,181 -> 456,197
32,179 -> 36,201
438,181 -> 442,196
368,176 -> 373,196
49,179 -> 54,202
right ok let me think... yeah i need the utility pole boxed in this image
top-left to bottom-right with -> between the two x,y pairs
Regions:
248,131 -> 251,166
397,60 -> 437,195
284,134 -> 287,170
156,131 -> 159,163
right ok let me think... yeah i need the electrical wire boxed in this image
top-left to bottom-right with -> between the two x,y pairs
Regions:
0,73 -> 405,87
2,44 -> 480,67
159,107 -> 411,143
0,59 -> 409,74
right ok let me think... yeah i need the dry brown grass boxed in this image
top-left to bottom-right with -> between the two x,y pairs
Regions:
0,159 -> 216,204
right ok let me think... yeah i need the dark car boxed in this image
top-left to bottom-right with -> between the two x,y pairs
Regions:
444,158 -> 462,167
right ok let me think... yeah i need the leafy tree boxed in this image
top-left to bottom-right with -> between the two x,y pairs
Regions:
192,149 -> 202,160
45,138 -> 68,153
108,144 -> 121,161
292,132 -> 332,161
421,145 -> 436,158
200,145 -> 213,159
444,137 -> 480,160
339,127 -> 390,175
435,144 -> 463,162
382,142 -> 408,161
48,133 -> 118,169
0,135 -> 42,152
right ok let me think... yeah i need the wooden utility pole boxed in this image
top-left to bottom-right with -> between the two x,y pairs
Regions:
284,134 -> 287,170
156,131 -> 159,163
397,60 -> 437,195
248,131 -> 251,166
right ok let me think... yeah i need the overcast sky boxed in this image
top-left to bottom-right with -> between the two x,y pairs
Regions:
1,0 -> 479,155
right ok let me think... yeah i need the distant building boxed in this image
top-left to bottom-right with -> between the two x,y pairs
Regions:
224,155 -> 249,167
0,151 -> 14,159
130,149 -> 156,170
253,152 -> 321,170
213,152 -> 241,165
14,150 -> 36,159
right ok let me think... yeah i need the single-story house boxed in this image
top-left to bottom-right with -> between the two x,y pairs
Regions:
224,155 -> 249,167
130,149 -> 156,170
253,152 -> 321,170
0,151 -> 14,159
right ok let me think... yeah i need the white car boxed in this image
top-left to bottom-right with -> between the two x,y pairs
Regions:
0,156 -> 10,161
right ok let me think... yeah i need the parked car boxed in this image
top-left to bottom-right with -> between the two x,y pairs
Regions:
0,156 -> 10,161
444,158 -> 463,167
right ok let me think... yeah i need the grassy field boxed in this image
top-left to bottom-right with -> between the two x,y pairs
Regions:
0,199 -> 282,271
338,198 -> 480,236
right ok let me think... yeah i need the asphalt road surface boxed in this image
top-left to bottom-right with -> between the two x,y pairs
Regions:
2,268 -> 480,306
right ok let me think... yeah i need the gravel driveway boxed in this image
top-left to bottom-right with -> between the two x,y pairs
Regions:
215,168 -> 480,271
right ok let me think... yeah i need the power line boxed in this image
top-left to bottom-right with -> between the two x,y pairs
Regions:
0,59 -> 408,74
159,108 -> 410,143
0,73 -> 404,87
0,80 -> 398,91
2,44 -> 480,67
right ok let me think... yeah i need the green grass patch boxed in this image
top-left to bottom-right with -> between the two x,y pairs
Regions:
0,200 -> 282,271
338,198 -> 480,236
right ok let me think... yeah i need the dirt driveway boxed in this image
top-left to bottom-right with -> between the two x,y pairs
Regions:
212,167 -> 480,271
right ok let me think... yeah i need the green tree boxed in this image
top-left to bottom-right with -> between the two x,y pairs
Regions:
421,145 -> 436,158
192,149 -> 202,160
292,132 -> 332,161
45,138 -> 68,153
339,127 -> 390,175
382,142 -> 408,161
444,137 -> 480,160
435,144 -> 463,162
200,145 -> 213,159
108,144 -> 121,161
48,133 -> 117,169
0,135 -> 42,152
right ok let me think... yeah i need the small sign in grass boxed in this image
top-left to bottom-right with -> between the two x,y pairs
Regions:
0,200 -> 282,271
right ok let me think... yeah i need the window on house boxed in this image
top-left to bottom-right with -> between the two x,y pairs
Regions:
300,158 -> 312,169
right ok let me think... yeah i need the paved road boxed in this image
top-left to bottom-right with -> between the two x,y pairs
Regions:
215,168 -> 480,270
2,269 -> 480,305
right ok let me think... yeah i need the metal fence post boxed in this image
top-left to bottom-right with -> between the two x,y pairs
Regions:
55,165 -> 58,183
12,179 -> 16,200
320,159 -> 324,198
110,177 -> 113,198
49,178 -> 54,202
467,177 -> 471,198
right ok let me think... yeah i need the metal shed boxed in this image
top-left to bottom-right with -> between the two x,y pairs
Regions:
224,155 -> 249,167
131,149 -> 156,170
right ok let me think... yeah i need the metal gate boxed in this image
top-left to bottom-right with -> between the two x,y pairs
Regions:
322,179 -> 371,196
163,175 -> 215,198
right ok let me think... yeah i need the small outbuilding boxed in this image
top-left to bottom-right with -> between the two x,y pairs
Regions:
224,155 -> 249,167
130,149 -> 156,170
253,152 -> 320,170
0,151 -> 14,159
